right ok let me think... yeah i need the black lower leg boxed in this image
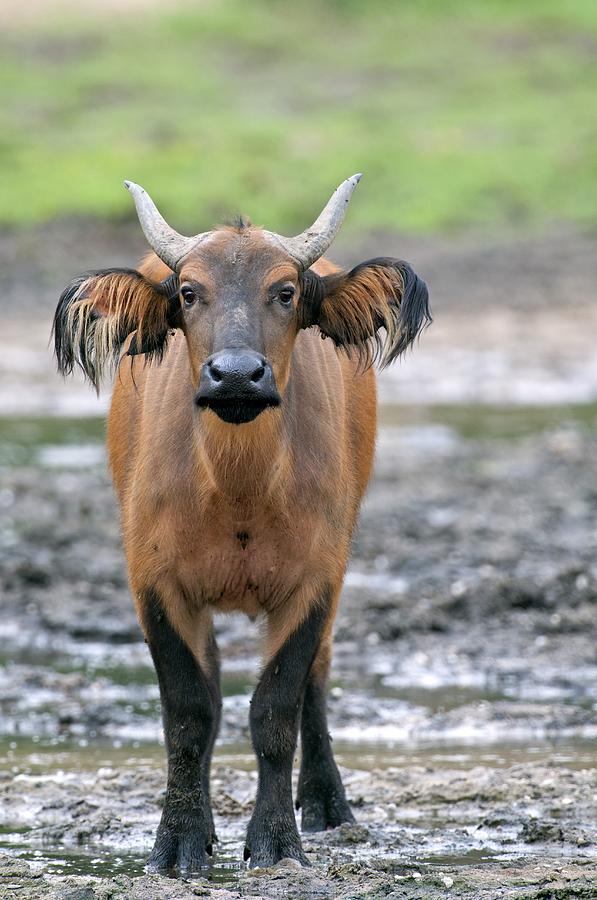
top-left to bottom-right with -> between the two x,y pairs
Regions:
297,664 -> 355,832
142,589 -> 217,875
244,591 -> 330,868
202,628 -> 222,850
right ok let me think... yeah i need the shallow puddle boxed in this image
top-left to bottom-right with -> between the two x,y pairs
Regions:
0,840 -> 148,879
2,732 -> 595,779
415,849 -> 501,867
0,842 -> 242,883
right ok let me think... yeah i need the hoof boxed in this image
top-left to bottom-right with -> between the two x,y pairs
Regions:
244,817 -> 310,869
146,816 -> 214,876
297,791 -> 355,833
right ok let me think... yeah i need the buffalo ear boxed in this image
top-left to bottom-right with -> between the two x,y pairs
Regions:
53,267 -> 180,391
299,258 -> 430,368
126,273 -> 181,355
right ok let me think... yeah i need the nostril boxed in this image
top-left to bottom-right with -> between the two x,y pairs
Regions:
250,364 -> 266,383
209,363 -> 223,383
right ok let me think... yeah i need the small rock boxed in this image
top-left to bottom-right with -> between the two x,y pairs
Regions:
55,889 -> 96,900
0,854 -> 39,878
337,822 -> 370,844
520,819 -> 565,843
274,857 -> 303,871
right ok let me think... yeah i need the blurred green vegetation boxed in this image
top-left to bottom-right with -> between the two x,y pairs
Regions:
1,0 -> 596,234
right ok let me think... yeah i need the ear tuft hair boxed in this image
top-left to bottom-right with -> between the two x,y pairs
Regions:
303,257 -> 431,370
53,268 -> 179,391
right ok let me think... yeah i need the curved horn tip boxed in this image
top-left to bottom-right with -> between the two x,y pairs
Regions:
339,173 -> 362,201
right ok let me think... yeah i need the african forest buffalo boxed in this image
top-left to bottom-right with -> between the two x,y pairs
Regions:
53,175 -> 430,873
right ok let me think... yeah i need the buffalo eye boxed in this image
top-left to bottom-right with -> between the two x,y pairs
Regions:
181,286 -> 197,307
278,286 -> 295,306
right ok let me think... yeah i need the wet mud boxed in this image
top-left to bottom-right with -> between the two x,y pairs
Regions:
1,408 -> 596,898
1,225 -> 596,897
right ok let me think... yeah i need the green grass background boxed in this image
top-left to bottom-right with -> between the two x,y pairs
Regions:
1,0 -> 596,234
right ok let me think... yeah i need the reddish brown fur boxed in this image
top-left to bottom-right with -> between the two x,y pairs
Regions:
319,265 -> 402,365
52,209 -> 431,870
108,240 -> 377,665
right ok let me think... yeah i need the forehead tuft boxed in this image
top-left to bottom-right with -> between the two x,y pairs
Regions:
223,214 -> 252,231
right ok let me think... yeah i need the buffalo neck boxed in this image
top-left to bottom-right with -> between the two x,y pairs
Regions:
193,404 -> 291,508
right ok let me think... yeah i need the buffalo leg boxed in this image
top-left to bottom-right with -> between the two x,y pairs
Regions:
201,628 -> 222,849
140,588 -> 220,874
296,638 -> 355,831
244,591 -> 330,867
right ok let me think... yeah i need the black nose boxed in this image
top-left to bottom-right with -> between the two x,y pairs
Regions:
195,349 -> 280,424
207,353 -> 266,387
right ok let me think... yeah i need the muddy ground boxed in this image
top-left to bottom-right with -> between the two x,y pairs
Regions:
0,225 -> 596,897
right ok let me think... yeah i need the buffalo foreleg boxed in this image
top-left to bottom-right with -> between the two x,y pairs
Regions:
244,588 -> 330,867
140,588 -> 221,875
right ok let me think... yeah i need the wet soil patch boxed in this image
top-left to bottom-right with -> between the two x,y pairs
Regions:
1,409 -> 596,896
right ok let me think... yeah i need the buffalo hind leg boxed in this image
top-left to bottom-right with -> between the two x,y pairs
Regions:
201,628 -> 222,850
140,588 -> 221,875
296,636 -> 355,832
244,590 -> 330,868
